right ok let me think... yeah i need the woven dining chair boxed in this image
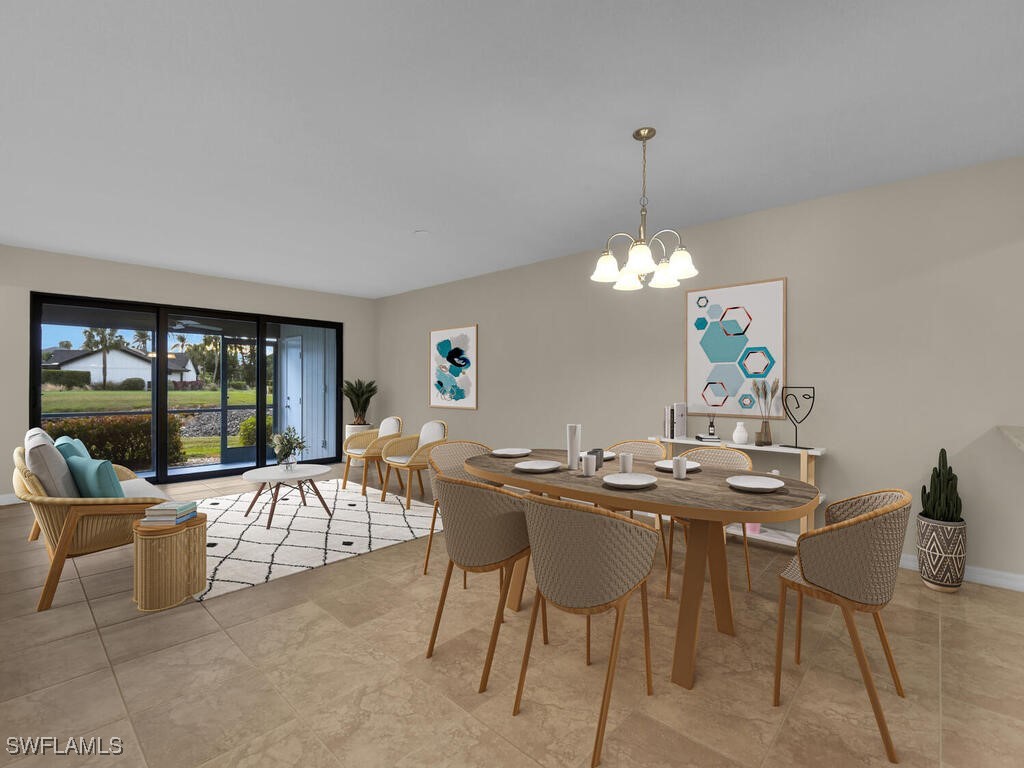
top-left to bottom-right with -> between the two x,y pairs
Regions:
380,420 -> 448,510
514,494 -> 659,768
341,416 -> 402,496
424,440 -> 492,577
426,475 -> 542,694
665,446 -> 754,596
773,489 -> 912,764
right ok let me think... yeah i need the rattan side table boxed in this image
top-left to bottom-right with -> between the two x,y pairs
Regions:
132,513 -> 207,612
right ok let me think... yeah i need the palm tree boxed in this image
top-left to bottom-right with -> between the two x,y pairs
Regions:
81,328 -> 127,389
131,330 -> 150,353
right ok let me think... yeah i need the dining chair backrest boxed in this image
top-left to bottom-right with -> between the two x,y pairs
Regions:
378,416 -> 402,437
681,446 -> 752,470
419,420 -> 448,446
798,489 -> 912,606
607,439 -> 666,462
428,441 -> 492,502
522,494 -> 659,610
434,475 -> 529,568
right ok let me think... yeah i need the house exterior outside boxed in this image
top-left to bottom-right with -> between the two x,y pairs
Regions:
42,348 -> 196,385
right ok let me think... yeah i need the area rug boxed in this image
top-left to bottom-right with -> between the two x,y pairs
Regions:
195,480 -> 437,600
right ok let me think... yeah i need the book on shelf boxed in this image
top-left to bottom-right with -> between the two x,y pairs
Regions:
695,434 -> 721,443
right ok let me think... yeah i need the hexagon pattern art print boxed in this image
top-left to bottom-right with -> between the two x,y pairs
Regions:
685,279 -> 786,417
429,324 -> 478,409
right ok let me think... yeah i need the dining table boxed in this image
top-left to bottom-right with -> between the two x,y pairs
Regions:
464,448 -> 820,689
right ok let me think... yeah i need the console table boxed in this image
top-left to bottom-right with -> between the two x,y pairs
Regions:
651,436 -> 826,536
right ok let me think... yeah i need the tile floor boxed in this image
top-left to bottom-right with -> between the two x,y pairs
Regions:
1,467 -> 1022,767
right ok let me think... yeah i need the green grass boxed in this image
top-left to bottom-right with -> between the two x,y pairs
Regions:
180,435 -> 246,460
42,388 -> 270,413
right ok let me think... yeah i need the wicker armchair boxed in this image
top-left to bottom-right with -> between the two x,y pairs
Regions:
13,447 -> 168,611
666,446 -> 755,596
341,416 -> 402,496
426,475 -> 536,694
423,440 -> 491,576
606,439 -> 669,564
773,489 -> 912,764
514,494 -> 659,768
380,420 -> 448,509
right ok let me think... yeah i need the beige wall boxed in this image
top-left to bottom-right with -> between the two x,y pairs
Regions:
0,245 -> 377,494
375,159 -> 1024,575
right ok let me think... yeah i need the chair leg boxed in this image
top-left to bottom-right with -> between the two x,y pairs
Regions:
742,523 -> 752,591
463,569 -> 467,589
657,515 -> 669,567
360,457 -> 369,496
641,581 -> 653,695
341,455 -> 352,489
773,581 -> 787,706
541,594 -> 549,645
586,614 -> 591,665
375,460 -> 384,484
513,588 -> 542,715
842,605 -> 898,763
416,470 -> 425,496
37,510 -> 79,612
28,519 -> 40,542
405,470 -> 413,510
592,598 -> 628,768
423,500 -> 440,575
380,465 -> 391,502
795,592 -> 804,664
873,612 -> 905,698
480,563 -> 514,693
396,471 -> 405,492
665,519 -> 675,598
426,559 -> 455,658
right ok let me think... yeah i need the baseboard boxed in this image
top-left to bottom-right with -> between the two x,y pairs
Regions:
900,553 -> 1024,592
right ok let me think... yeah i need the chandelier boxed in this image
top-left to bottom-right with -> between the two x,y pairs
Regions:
590,127 -> 698,290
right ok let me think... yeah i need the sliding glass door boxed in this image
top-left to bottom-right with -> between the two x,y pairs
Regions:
30,294 -> 342,483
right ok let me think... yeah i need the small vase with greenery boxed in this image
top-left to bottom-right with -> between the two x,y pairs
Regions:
917,448 -> 967,591
343,379 -> 378,425
752,378 -> 779,446
271,427 -> 306,470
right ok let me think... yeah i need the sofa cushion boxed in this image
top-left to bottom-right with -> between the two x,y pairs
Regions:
55,436 -> 91,462
65,456 -> 124,499
24,429 -> 80,498
120,478 -> 170,500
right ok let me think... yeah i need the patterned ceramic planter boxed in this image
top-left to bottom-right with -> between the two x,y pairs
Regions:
916,513 -> 967,592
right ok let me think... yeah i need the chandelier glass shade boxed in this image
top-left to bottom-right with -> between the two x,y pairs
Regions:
591,127 -> 698,290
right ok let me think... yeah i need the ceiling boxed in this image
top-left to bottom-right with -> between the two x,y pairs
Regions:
2,1 -> 1023,298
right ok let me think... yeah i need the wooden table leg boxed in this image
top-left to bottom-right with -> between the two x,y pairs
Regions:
506,552 -> 529,612
800,452 -> 816,533
265,483 -> 281,529
244,483 -> 266,517
706,521 -> 735,636
298,481 -> 308,506
308,480 -> 332,518
671,519 -> 711,688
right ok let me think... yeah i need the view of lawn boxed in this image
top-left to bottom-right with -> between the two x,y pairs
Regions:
41,388 -> 270,413
180,435 -> 245,461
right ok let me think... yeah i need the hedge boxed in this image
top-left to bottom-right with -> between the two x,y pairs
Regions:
42,414 -> 184,470
120,377 -> 146,391
41,370 -> 91,389
238,414 -> 273,446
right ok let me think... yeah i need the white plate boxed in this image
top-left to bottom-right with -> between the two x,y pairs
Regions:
727,475 -> 785,493
602,472 -> 658,490
580,450 -> 616,461
492,448 -> 532,458
653,459 -> 701,473
514,460 -> 562,474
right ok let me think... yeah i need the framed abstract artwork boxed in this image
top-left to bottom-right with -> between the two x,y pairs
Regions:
685,278 -> 786,418
429,324 -> 478,409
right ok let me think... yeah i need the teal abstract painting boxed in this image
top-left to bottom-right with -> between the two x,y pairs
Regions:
429,324 -> 478,409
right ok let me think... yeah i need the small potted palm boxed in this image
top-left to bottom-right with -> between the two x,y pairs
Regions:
343,379 -> 378,464
917,448 -> 967,591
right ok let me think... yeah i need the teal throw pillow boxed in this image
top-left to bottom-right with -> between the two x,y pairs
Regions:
55,436 -> 91,462
65,455 -> 124,499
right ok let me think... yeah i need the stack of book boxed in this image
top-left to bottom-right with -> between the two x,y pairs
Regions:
141,500 -> 198,527
695,433 -> 722,443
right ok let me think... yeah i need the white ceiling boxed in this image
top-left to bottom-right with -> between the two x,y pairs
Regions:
2,1 -> 1023,298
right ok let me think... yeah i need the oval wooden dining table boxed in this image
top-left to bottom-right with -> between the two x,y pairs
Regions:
464,448 -> 820,689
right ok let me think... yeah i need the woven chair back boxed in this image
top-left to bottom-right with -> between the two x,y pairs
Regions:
681,446 -> 753,470
434,476 -> 528,569
607,440 -> 666,461
378,416 -> 402,436
522,494 -> 658,610
428,441 -> 491,501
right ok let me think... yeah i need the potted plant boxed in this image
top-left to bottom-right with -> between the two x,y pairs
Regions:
917,448 -> 967,591
342,379 -> 378,463
271,426 -> 306,471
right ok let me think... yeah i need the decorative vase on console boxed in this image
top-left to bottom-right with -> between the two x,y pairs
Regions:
752,379 -> 779,447
732,422 -> 749,445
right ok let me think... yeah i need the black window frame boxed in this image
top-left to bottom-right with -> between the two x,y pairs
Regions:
30,292 -> 344,484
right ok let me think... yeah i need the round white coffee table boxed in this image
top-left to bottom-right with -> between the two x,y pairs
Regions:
241,464 -> 333,529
